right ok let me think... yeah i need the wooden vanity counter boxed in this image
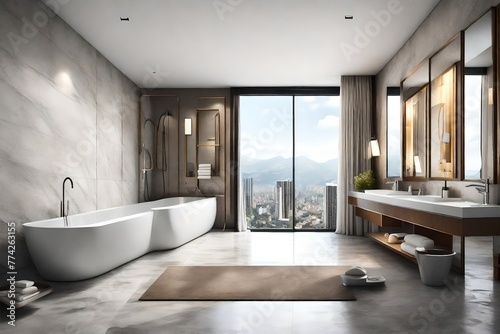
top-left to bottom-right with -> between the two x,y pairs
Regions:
348,191 -> 500,277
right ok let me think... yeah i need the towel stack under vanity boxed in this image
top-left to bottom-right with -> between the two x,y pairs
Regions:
0,280 -> 39,302
400,234 -> 435,257
197,164 -> 212,179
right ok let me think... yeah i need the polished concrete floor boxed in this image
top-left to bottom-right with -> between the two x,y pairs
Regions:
1,232 -> 499,333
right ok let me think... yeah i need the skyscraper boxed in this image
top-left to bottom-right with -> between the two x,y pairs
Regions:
276,180 -> 293,220
324,183 -> 337,230
243,177 -> 253,216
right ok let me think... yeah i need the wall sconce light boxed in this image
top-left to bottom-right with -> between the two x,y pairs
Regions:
370,138 -> 380,157
184,118 -> 192,136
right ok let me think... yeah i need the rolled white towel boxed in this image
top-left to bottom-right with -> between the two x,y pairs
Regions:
400,242 -> 417,257
404,234 -> 434,249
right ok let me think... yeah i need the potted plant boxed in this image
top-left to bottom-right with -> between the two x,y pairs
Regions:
353,170 -> 376,191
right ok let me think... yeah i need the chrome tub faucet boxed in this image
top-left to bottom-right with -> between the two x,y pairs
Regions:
61,177 -> 74,225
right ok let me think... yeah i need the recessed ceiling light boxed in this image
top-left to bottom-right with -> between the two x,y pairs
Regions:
345,15 -> 353,20
120,17 -> 130,21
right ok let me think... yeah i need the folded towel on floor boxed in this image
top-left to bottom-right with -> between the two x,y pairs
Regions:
15,291 -> 40,302
400,242 -> 416,257
15,286 -> 38,295
404,234 -> 434,248
15,280 -> 34,288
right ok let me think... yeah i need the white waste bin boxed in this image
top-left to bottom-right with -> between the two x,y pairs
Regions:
415,248 -> 456,286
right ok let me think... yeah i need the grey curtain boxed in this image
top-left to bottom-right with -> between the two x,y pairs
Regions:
232,94 -> 247,232
336,76 -> 375,235
237,173 -> 248,231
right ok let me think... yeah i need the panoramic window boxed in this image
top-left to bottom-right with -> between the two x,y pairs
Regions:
239,93 -> 339,230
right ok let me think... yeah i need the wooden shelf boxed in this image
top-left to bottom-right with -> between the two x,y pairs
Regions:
366,233 -> 417,263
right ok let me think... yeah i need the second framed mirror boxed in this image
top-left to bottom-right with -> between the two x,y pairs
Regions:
429,35 -> 461,179
402,60 -> 429,180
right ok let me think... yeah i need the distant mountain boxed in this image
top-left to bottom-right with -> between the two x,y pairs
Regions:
241,156 -> 338,186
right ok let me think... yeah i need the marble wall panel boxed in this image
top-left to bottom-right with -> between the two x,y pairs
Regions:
96,53 -> 135,187
0,7 -> 97,113
97,179 -> 124,210
122,180 -> 138,206
96,138 -> 122,182
0,0 -> 139,271
0,33 -> 98,179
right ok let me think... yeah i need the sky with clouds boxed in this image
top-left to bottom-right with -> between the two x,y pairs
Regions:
239,95 -> 340,163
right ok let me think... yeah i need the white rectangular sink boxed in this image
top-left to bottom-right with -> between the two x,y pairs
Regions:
363,189 -> 412,196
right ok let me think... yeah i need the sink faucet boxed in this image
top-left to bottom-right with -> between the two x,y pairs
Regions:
466,178 -> 490,205
61,177 -> 74,225
386,180 -> 399,191
418,183 -> 425,196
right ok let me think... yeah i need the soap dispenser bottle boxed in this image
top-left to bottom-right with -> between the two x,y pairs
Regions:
441,181 -> 449,198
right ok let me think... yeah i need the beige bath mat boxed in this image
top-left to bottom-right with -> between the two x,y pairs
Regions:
140,265 -> 356,301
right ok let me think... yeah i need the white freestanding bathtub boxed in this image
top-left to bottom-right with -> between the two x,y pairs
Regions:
23,197 -> 216,281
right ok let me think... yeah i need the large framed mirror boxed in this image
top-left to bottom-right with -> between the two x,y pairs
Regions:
402,60 -> 429,180
464,9 -> 495,181
429,35 -> 461,179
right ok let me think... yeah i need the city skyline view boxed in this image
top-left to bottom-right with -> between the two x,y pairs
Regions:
240,95 -> 339,230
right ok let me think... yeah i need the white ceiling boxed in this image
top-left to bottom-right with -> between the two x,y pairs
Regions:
42,0 -> 441,88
